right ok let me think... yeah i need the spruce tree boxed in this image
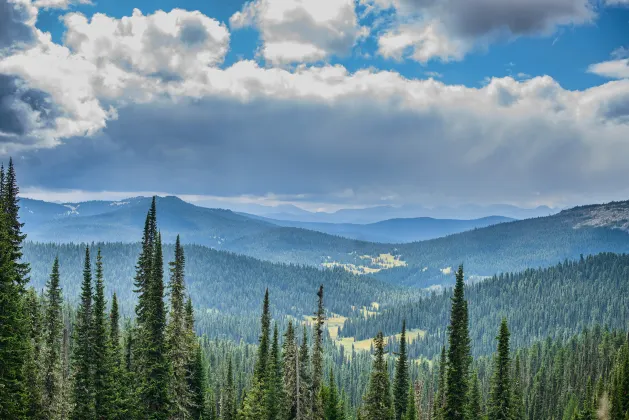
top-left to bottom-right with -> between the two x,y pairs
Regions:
72,246 -> 95,419
324,368 -> 344,420
298,326 -> 313,420
511,354 -> 524,420
256,289 -> 272,383
42,257 -> 63,419
267,323 -> 282,420
445,265 -> 471,420
221,358 -> 236,420
281,321 -> 298,420
467,373 -> 483,420
312,285 -> 325,419
488,319 -> 512,420
363,332 -> 393,420
0,159 -> 29,418
166,235 -> 193,418
92,248 -> 115,419
394,320 -> 409,420
189,343 -> 207,419
110,292 -> 121,366
433,346 -> 447,420
403,384 -> 417,420
3,158 -> 29,288
23,288 -> 44,418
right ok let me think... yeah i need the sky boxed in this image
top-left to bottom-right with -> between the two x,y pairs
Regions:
0,0 -> 628,212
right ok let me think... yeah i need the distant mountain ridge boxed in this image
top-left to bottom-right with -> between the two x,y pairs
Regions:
19,196 -> 515,245
18,195 -> 629,288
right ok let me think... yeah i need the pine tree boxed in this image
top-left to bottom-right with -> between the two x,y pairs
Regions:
511,354 -> 524,420
189,343 -> 207,419
267,324 -> 282,420
445,265 -> 471,420
488,319 -> 512,420
281,321 -> 298,420
241,290 -> 273,420
363,332 -> 393,420
298,326 -> 313,420
0,159 -> 30,418
394,320 -> 410,420
42,257 -> 64,419
467,373 -> 483,420
403,384 -> 417,420
221,358 -> 236,420
3,158 -> 29,288
166,235 -> 193,418
324,369 -> 344,420
92,249 -> 115,419
110,293 -> 121,367
134,199 -> 170,418
72,246 -> 95,419
312,285 -> 325,420
433,346 -> 447,420
23,288 -> 44,418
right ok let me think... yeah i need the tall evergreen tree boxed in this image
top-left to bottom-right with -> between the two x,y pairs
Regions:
312,285 -> 325,420
298,326 -> 313,420
256,289 -> 272,383
3,158 -> 29,288
403,384 -> 417,420
488,319 -> 512,420
467,373 -> 483,420
363,332 -> 393,420
511,354 -> 524,420
281,321 -> 298,420
433,346 -> 447,420
189,343 -> 207,419
394,320 -> 410,420
268,323 -> 282,420
92,249 -> 115,419
445,265 -> 471,420
42,257 -> 64,419
110,293 -> 121,366
0,159 -> 29,418
23,288 -> 43,418
167,235 -> 193,418
72,246 -> 95,419
324,368 -> 344,420
221,358 -> 236,420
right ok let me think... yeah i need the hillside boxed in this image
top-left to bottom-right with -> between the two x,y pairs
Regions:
227,200 -> 629,287
22,242 -> 420,319
339,252 -> 629,357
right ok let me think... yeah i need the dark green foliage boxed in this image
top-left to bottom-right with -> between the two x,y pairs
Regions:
324,369 -> 344,420
72,246 -> 95,419
281,321 -> 298,420
467,373 -> 483,420
393,320 -> 409,420
220,358 -> 236,420
92,249 -> 115,418
312,285 -> 325,420
403,384 -> 417,420
488,319 -> 511,420
445,265 -> 471,420
363,332 -> 393,420
267,324 -> 282,420
42,257 -> 63,418
298,327 -> 313,420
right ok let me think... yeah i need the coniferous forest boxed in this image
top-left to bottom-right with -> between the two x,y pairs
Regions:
1,162 -> 629,420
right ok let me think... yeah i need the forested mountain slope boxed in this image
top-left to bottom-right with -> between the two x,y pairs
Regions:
23,242 -> 419,318
339,252 -> 629,357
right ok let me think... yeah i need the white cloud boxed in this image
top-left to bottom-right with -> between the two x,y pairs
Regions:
588,59 -> 629,79
33,0 -> 91,9
229,0 -> 365,65
3,6 -> 629,206
368,0 -> 595,62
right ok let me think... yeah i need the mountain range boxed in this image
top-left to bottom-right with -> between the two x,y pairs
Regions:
18,196 -> 629,287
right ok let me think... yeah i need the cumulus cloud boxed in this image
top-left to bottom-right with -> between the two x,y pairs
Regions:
370,0 -> 595,62
0,0 -> 37,52
230,0 -> 365,65
1,5 -> 629,206
588,59 -> 629,79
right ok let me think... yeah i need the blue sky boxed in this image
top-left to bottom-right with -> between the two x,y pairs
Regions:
1,0 -> 629,211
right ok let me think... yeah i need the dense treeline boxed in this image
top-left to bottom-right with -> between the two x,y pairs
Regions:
340,252 -> 629,357
3,161 -> 629,420
23,242 -> 420,321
